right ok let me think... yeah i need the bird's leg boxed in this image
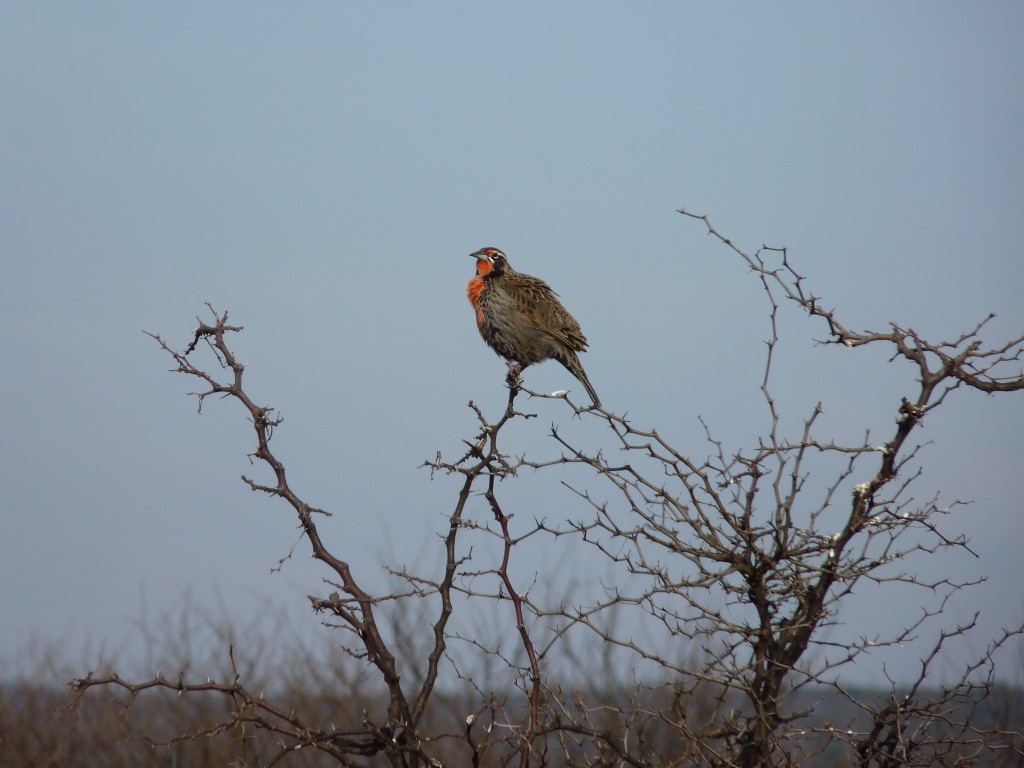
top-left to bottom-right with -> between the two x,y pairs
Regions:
505,361 -> 524,392
506,361 -> 529,402
504,362 -> 525,417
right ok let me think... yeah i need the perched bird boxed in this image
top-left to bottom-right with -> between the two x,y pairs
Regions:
467,247 -> 600,406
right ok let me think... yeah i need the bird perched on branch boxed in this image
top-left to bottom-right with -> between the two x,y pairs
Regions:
467,247 -> 600,407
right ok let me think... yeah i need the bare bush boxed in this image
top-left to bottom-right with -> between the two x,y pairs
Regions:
1,604 -> 370,767
49,211 -> 1024,767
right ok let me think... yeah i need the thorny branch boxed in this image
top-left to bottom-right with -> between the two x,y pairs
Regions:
66,203 -> 1024,768
424,371 -> 553,768
508,210 -> 1024,766
71,303 -> 464,767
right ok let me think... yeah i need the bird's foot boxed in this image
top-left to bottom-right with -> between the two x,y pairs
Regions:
505,362 -> 523,389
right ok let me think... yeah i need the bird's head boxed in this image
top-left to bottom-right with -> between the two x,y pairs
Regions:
470,247 -> 509,278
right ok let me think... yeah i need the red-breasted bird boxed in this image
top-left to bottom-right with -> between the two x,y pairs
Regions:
467,247 -> 600,407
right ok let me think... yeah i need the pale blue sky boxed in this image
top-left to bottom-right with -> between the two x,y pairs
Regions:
2,3 -> 1022,683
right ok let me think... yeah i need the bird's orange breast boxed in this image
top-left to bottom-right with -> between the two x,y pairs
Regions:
467,276 -> 487,334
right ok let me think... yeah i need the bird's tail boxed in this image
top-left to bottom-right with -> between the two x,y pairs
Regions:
561,352 -> 601,407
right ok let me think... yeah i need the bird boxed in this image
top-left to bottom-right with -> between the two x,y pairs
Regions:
467,246 -> 600,407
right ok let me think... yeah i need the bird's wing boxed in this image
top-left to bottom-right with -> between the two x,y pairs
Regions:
505,274 -> 589,351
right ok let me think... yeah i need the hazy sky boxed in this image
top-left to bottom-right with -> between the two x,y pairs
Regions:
2,3 -> 1022,685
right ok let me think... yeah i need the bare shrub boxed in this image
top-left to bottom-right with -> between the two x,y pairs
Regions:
48,211 -> 1024,767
